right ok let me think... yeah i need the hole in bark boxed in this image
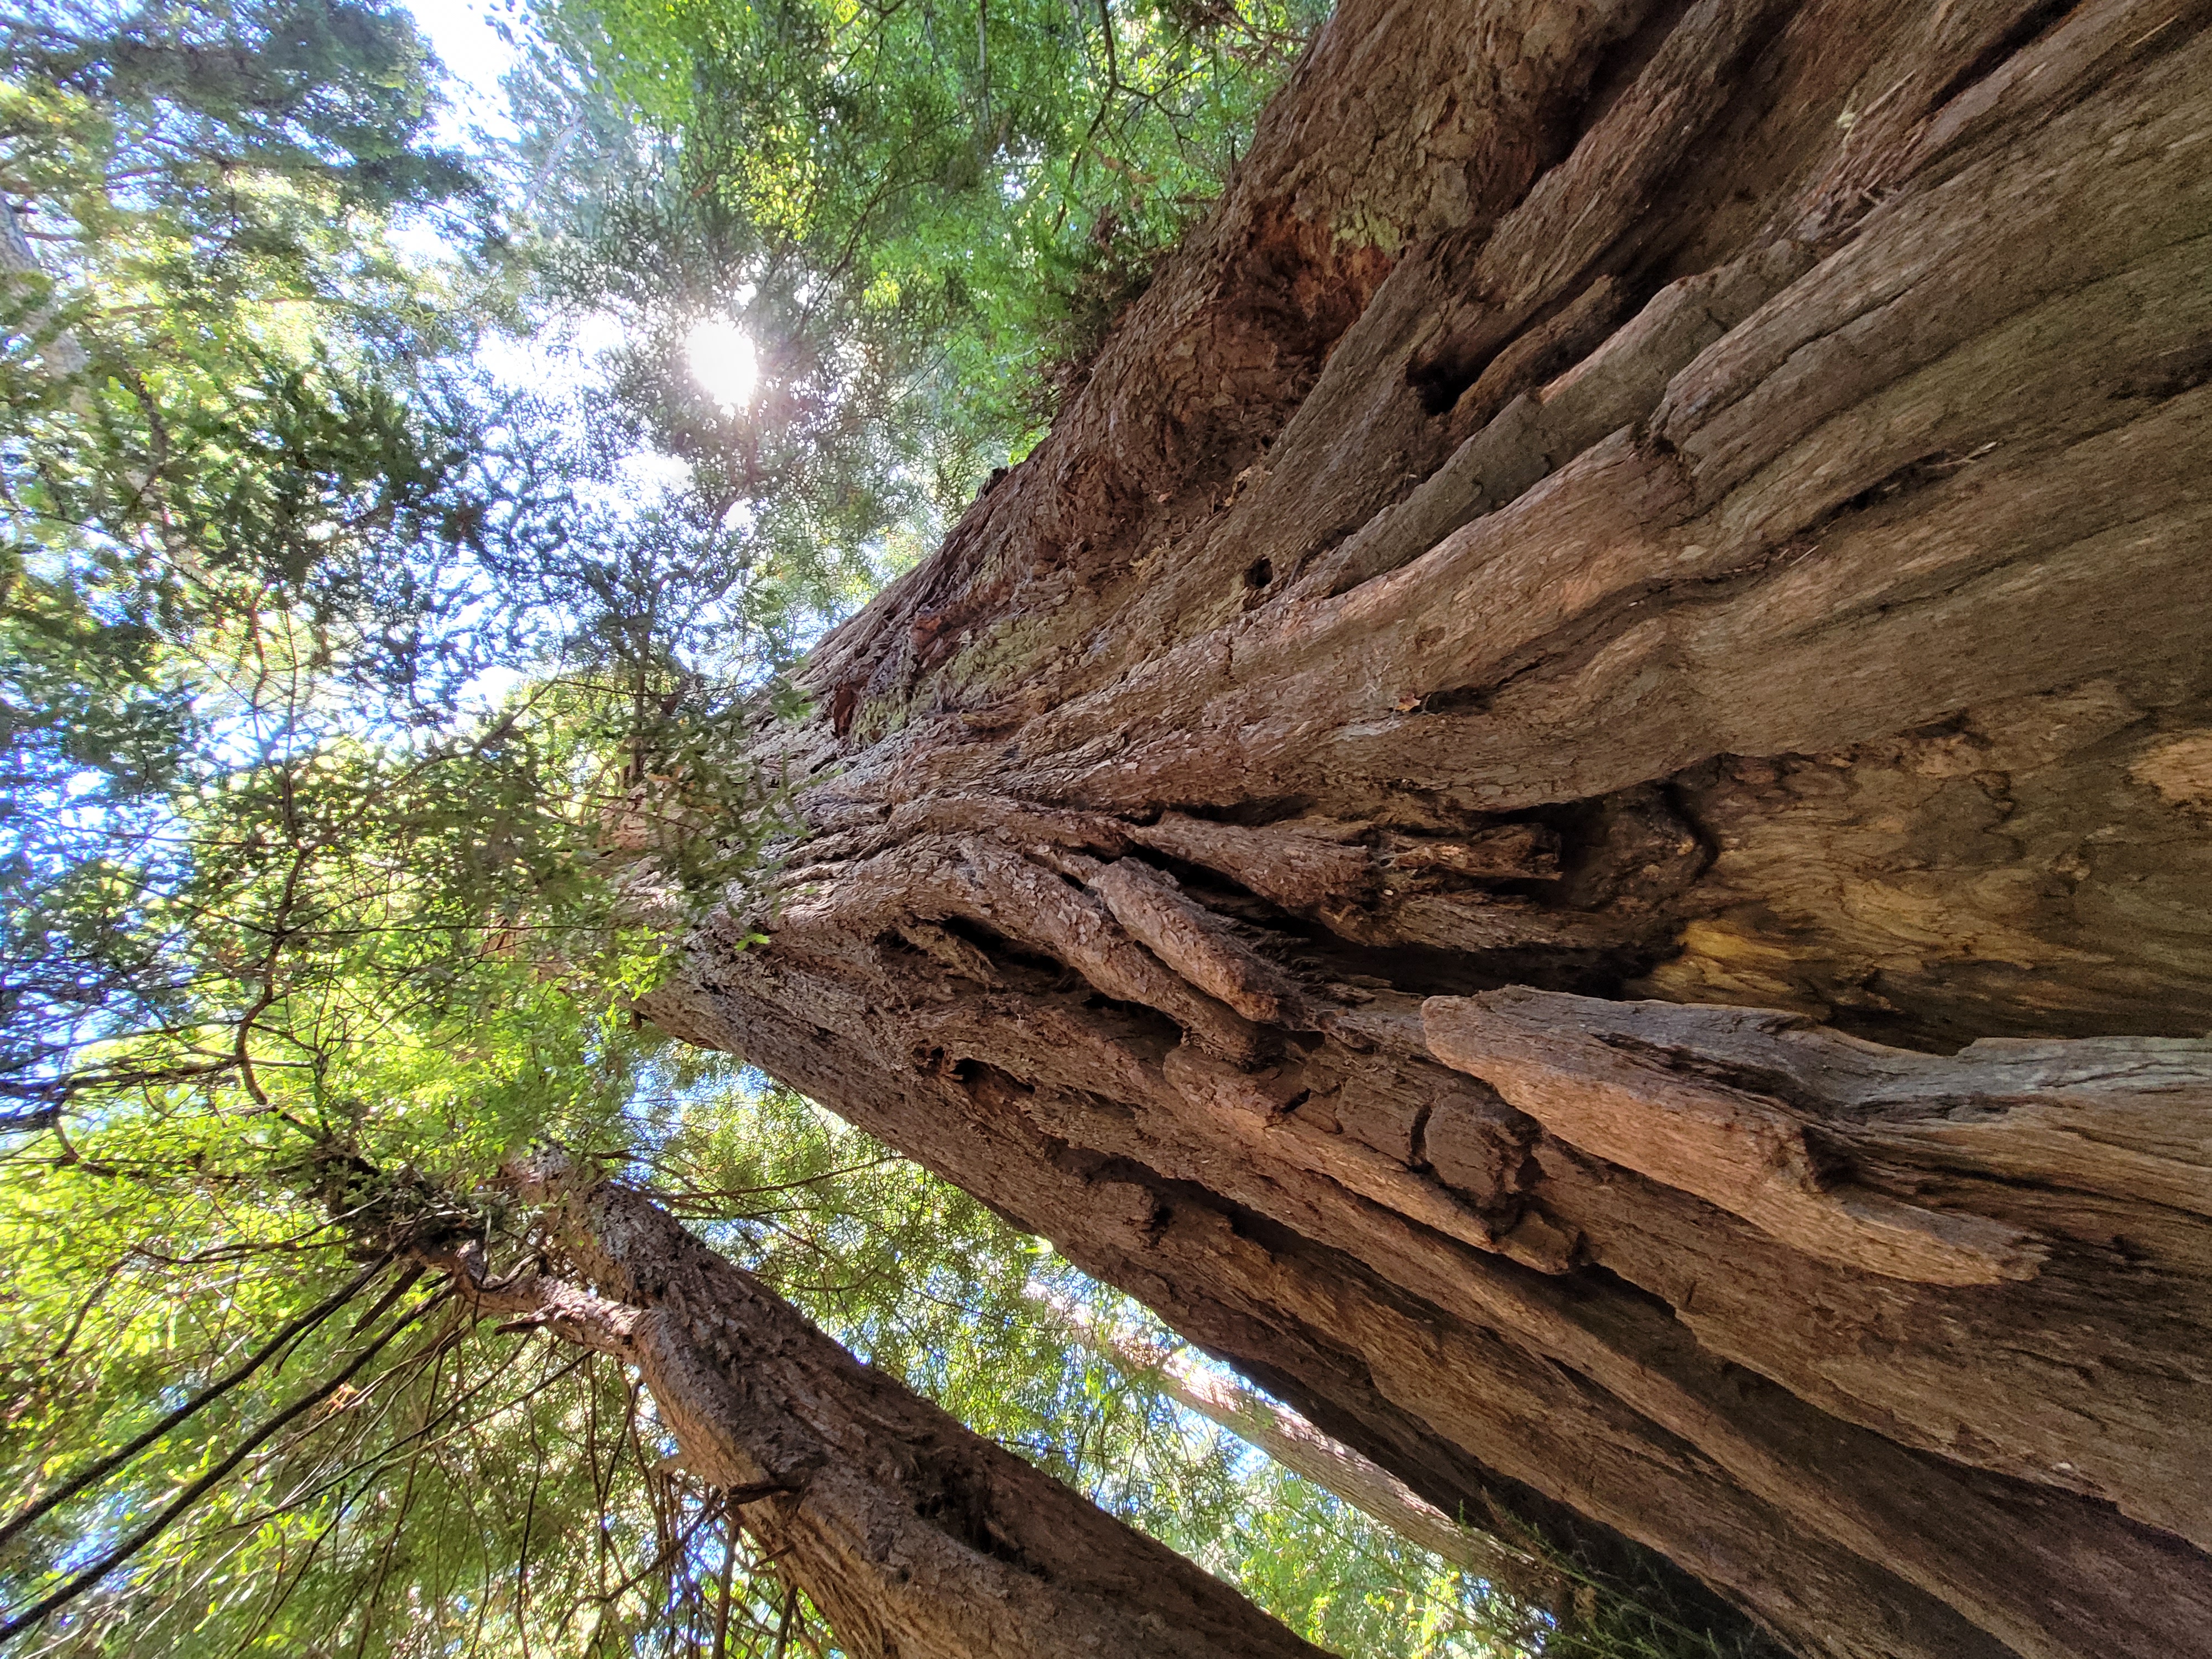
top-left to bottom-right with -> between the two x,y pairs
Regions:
1834,448 -> 1988,516
1575,1262 -> 1689,1320
912,1464 -> 1034,1571
1406,241 -> 1656,423
936,915 -> 1058,978
1420,685 -> 1495,716
1548,782 -> 1713,910
1406,1100 -> 1436,1170
1243,556 -> 1274,589
1408,345 -> 1498,416
1077,991 -> 1189,1053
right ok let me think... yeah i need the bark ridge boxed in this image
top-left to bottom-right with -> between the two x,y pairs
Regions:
644,3 -> 2212,1654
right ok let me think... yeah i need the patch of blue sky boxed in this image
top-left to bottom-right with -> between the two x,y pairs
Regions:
397,3 -> 745,515
391,1 -> 873,688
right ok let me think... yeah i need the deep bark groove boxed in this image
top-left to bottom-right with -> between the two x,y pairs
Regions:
644,3 -> 2212,1654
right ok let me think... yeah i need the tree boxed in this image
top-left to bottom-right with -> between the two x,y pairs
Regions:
0,11 -> 1440,1644
506,0 -> 1323,572
435,1153 -> 1332,1659
1053,1297 -> 1557,1597
0,0 -> 481,378
0,0 -> 510,1114
3,1003 -> 1589,1656
3,2 -> 1693,1654
623,2 -> 2212,1656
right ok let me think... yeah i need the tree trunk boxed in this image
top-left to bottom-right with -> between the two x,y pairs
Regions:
0,195 -> 89,377
1055,1301 -> 1559,1596
439,1162 -> 1334,1659
641,2 -> 2212,1655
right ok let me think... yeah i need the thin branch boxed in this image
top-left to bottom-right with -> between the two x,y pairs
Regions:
0,1287 -> 448,1648
712,1507 -> 739,1659
768,1572 -> 797,1659
0,1255 -> 390,1555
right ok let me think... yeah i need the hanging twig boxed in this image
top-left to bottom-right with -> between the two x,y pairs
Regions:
769,1573 -> 798,1659
1076,0 -> 1125,169
975,0 -> 992,140
0,1254 -> 392,1555
1096,0 -> 1120,91
0,1287 -> 448,1648
711,1506 -> 739,1659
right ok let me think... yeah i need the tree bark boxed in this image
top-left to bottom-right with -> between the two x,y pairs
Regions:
439,1162 -> 1334,1659
1,195 -> 88,377
641,2 -> 2212,1655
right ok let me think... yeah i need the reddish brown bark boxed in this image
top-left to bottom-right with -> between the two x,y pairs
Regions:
440,1165 -> 1333,1659
643,2 -> 2212,1655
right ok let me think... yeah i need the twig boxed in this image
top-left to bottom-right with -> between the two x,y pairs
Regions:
0,1255 -> 390,1554
0,1287 -> 448,1648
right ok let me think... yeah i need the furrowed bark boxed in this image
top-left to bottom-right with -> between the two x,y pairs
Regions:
440,1165 -> 1332,1659
644,1 -> 2212,1654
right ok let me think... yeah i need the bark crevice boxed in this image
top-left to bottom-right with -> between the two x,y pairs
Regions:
648,3 -> 2212,1653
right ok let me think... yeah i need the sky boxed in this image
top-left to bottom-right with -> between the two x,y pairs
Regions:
402,0 -> 522,145
389,0 -> 693,505
397,1 -> 755,447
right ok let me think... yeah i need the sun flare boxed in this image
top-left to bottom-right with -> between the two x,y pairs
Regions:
685,317 -> 758,410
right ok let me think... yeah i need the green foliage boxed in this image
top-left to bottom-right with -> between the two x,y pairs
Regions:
0,359 -> 792,1113
0,0 -> 504,1112
0,0 -> 486,380
639,1083 -> 1720,1659
512,0 -> 1323,551
1219,1478 -> 1538,1659
3,0 -> 476,210
0,1017 -> 640,1655
0,20 -> 810,1119
0,1046 -> 1583,1658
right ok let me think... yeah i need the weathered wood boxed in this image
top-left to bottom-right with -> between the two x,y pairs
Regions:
1422,991 -> 2051,1286
645,1 -> 2212,1653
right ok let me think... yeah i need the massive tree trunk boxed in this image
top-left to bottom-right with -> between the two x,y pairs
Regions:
441,1162 -> 1333,1659
641,2 -> 2212,1655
